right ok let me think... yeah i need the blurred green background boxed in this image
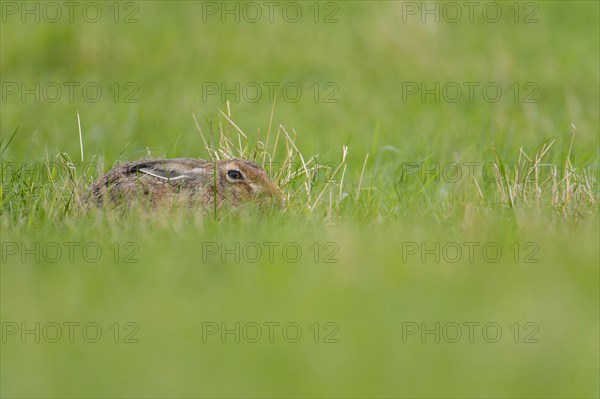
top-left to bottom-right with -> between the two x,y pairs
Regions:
1,1 -> 599,398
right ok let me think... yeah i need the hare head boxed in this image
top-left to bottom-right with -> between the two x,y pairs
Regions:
210,159 -> 285,206
89,157 -> 285,209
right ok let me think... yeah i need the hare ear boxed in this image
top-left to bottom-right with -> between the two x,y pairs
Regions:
138,166 -> 188,181
138,165 -> 214,182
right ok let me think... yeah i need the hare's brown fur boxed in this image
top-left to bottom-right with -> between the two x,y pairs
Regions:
89,158 -> 283,208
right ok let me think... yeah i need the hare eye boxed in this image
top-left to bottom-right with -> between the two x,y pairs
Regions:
227,170 -> 244,180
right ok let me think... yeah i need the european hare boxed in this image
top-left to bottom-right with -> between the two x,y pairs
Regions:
89,158 -> 284,208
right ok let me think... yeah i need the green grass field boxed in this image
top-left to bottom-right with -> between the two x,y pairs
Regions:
1,1 -> 599,397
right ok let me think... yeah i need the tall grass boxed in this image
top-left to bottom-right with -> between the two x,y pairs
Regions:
1,105 -> 597,228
